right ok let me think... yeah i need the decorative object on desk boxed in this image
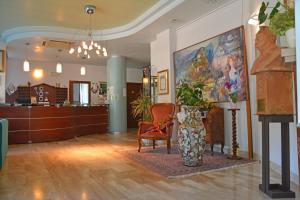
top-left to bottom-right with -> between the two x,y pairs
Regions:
157,69 -> 169,95
174,26 -> 247,103
30,96 -> 37,105
251,26 -> 294,115
6,83 -> 16,96
131,94 -> 151,121
176,80 -> 211,166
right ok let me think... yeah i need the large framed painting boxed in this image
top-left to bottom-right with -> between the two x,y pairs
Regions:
174,26 -> 248,102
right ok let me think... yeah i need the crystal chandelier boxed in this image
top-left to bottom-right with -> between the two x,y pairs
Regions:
69,5 -> 108,58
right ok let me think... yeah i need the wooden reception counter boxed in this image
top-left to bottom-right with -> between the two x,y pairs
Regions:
0,105 -> 108,144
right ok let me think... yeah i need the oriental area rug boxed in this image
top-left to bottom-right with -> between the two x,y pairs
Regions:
119,146 -> 256,178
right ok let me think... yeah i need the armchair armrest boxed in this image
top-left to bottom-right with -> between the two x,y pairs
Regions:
138,121 -> 154,135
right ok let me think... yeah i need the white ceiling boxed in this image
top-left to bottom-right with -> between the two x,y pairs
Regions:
5,0 -> 231,67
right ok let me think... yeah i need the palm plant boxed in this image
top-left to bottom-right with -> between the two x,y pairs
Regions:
131,95 -> 151,121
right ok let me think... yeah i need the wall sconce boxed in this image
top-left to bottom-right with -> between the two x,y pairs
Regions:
80,66 -> 86,75
143,77 -> 149,84
33,69 -> 44,79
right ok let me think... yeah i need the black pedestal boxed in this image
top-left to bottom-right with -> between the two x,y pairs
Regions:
259,115 -> 295,199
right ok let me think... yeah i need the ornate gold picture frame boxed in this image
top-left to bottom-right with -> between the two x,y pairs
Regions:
157,69 -> 169,95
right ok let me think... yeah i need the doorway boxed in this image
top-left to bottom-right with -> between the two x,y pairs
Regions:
127,82 -> 143,128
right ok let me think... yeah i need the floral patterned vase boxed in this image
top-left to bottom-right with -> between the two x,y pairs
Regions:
177,106 -> 206,167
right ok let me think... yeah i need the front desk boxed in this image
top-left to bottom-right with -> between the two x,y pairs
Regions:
0,105 -> 108,144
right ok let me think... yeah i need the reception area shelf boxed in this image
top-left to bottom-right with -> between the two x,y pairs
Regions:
0,105 -> 108,144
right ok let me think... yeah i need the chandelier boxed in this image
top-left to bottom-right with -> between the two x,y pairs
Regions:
69,5 -> 108,58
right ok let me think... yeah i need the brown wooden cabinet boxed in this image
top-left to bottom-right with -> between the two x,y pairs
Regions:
204,107 -> 225,155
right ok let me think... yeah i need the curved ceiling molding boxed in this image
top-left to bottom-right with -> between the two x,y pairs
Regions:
2,0 -> 185,44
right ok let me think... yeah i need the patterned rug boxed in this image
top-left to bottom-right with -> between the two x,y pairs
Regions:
119,146 -> 256,178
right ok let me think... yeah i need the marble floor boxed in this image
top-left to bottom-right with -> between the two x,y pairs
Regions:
0,131 -> 299,200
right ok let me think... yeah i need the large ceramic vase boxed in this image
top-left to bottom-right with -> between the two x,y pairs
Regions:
177,106 -> 206,166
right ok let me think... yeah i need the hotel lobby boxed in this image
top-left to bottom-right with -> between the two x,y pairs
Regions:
0,0 -> 299,199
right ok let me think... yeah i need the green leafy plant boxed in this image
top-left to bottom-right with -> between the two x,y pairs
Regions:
269,7 -> 295,36
131,95 -> 151,121
258,1 -> 281,25
176,80 -> 212,109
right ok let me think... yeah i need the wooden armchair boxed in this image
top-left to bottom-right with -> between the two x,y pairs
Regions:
137,103 -> 175,154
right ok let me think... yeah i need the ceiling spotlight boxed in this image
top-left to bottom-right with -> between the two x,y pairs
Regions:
87,54 -> 91,59
84,50 -> 88,55
96,50 -> 100,55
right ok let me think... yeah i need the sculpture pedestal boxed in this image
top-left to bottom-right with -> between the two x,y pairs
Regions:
259,115 -> 295,199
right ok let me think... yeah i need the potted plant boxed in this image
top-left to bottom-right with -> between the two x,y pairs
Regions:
258,1 -> 295,48
176,80 -> 212,166
131,95 -> 151,121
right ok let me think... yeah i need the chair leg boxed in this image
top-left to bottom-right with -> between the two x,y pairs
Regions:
167,139 -> 171,154
138,138 -> 141,152
211,144 -> 214,156
153,140 -> 155,149
221,142 -> 224,154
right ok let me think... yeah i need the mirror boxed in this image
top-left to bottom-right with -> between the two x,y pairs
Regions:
69,81 -> 91,105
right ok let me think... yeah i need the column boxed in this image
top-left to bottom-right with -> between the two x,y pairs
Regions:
107,55 -> 127,133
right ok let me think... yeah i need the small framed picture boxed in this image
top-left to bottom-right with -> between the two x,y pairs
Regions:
99,82 -> 107,95
0,50 -> 5,72
157,69 -> 169,95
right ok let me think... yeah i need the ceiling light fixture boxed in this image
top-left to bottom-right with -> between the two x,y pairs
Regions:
69,5 -> 108,58
23,43 -> 30,72
56,49 -> 63,73
80,66 -> 86,76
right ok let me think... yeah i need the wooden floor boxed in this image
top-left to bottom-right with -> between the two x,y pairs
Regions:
0,131 -> 299,200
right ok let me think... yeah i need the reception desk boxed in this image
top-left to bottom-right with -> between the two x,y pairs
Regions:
0,105 -> 108,144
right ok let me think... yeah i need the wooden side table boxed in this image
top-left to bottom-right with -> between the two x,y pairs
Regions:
227,108 -> 241,160
258,115 -> 295,199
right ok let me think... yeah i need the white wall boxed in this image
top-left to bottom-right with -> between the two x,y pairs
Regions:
151,29 -> 176,103
150,0 -> 299,182
6,59 -> 142,104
